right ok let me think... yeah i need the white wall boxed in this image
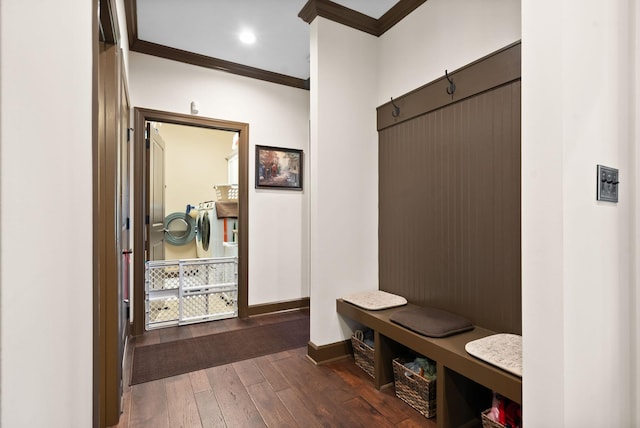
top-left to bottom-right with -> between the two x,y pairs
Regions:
128,53 -> 310,305
309,18 -> 379,346
0,1 -> 93,427
159,124 -> 233,214
377,0 -> 521,106
522,0 -> 638,426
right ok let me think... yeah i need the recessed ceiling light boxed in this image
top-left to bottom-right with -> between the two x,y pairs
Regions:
239,30 -> 256,45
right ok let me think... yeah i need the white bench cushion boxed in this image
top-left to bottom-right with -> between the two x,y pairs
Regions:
342,290 -> 407,311
465,333 -> 522,377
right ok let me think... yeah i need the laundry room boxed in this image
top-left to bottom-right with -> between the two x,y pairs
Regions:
151,122 -> 238,261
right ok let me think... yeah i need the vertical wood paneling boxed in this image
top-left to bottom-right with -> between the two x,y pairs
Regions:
379,81 -> 521,334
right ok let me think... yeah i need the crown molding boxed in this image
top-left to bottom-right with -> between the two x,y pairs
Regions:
124,0 -> 308,90
299,0 -> 379,35
124,0 -> 427,89
130,39 -> 309,90
378,0 -> 428,34
299,0 -> 427,36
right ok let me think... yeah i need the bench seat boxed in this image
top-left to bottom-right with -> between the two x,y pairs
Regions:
337,298 -> 522,428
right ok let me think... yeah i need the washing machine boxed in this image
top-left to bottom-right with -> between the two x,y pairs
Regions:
196,201 -> 236,258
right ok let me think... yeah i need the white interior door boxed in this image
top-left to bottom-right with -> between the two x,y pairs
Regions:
148,122 -> 166,261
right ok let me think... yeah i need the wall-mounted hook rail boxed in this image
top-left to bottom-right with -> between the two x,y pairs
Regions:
445,69 -> 456,98
390,97 -> 400,117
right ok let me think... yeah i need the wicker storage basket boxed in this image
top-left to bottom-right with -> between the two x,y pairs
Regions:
481,409 -> 505,428
392,358 -> 436,418
351,335 -> 374,378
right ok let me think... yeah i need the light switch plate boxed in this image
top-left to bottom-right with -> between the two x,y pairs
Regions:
597,164 -> 619,203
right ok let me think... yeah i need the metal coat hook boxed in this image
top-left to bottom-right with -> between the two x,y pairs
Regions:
390,97 -> 400,117
445,69 -> 456,98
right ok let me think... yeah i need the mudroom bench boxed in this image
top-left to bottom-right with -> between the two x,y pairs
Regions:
336,298 -> 522,428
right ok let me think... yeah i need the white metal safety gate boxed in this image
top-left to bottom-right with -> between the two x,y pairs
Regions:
145,257 -> 238,330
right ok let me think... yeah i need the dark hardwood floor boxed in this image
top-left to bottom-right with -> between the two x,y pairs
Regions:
110,310 -> 434,427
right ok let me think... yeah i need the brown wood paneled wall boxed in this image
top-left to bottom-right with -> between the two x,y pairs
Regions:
378,46 -> 521,334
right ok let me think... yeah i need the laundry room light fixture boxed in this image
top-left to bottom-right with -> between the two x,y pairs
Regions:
239,29 -> 256,44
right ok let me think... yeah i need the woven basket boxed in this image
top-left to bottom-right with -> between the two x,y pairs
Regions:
351,335 -> 374,378
481,409 -> 505,428
392,358 -> 436,418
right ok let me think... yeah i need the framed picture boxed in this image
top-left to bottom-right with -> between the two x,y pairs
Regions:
255,145 -> 303,190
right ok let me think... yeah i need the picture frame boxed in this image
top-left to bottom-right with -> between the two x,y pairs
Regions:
255,145 -> 303,190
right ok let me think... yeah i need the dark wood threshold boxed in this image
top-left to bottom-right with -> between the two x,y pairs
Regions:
306,339 -> 352,365
247,298 -> 310,317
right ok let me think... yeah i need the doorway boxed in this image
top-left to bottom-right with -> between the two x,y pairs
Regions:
146,122 -> 240,330
132,108 -> 249,336
147,122 -> 238,261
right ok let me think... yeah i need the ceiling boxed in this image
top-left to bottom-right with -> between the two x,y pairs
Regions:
126,0 -> 423,89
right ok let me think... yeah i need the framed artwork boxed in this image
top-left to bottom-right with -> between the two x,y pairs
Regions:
255,145 -> 303,190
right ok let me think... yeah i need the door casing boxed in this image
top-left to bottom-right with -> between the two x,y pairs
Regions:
95,1 -> 130,426
132,108 -> 249,336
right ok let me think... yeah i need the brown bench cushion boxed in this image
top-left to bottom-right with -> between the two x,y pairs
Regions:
390,306 -> 473,338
